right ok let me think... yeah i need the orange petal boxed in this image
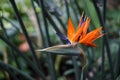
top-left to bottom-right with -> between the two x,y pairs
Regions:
86,42 -> 97,47
79,40 -> 97,47
80,18 -> 91,39
71,22 -> 85,42
67,18 -> 75,40
79,27 -> 104,47
92,33 -> 104,41
80,27 -> 102,42
88,27 -> 103,41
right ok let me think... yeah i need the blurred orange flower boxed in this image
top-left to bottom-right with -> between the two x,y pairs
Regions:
57,13 -> 104,47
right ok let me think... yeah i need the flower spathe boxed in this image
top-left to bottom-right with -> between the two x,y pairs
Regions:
57,14 -> 104,47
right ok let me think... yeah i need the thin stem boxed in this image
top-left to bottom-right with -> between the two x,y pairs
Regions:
92,0 -> 115,79
92,1 -> 105,79
70,0 -> 79,23
7,69 -> 19,80
0,61 -> 34,80
64,0 -> 70,20
72,57 -> 79,80
104,36 -> 114,80
45,10 -> 61,34
114,42 -> 120,79
80,69 -> 84,80
37,0 -> 57,80
74,0 -> 82,15
103,0 -> 115,79
93,0 -> 114,80
0,17 -> 21,69
9,0 -> 42,72
54,14 -> 67,33
0,35 -> 46,79
31,0 -> 45,46
102,39 -> 105,79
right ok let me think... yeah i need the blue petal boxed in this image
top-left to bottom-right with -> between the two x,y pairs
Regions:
56,32 -> 71,44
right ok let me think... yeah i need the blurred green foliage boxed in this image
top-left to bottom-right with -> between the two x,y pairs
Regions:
0,0 -> 120,80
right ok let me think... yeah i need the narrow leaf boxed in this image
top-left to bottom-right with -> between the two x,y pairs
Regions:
82,0 -> 100,28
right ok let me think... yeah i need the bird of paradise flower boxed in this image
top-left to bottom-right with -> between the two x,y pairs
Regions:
36,13 -> 104,69
57,14 -> 104,47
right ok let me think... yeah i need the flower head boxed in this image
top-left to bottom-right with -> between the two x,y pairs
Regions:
57,13 -> 104,47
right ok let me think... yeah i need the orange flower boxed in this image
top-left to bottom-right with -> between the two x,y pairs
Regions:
70,18 -> 90,43
67,16 -> 91,43
57,13 -> 104,47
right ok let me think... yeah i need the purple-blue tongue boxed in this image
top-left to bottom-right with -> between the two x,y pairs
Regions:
56,32 -> 71,44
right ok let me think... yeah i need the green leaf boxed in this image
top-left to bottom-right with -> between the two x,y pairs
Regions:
82,0 -> 100,28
